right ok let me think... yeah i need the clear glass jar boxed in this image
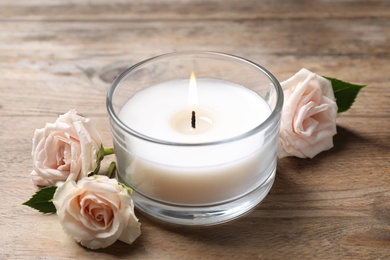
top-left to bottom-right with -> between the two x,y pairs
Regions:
106,51 -> 283,226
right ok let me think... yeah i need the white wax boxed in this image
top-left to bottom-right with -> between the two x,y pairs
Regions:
120,78 -> 270,143
117,78 -> 273,204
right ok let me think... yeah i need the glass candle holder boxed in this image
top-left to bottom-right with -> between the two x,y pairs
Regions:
106,51 -> 283,226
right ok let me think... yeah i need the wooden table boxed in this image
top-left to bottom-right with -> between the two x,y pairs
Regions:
1,0 -> 389,259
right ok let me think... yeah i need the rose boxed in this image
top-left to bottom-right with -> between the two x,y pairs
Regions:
278,68 -> 338,158
31,109 -> 103,186
53,175 -> 141,249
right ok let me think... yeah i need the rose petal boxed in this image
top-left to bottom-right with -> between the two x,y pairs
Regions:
278,68 -> 338,158
118,199 -> 141,245
30,110 -> 103,186
53,176 -> 141,249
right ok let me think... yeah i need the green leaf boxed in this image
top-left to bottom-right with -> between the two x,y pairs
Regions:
22,186 -> 57,214
324,76 -> 366,113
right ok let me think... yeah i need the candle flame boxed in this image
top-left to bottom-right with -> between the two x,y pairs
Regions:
188,71 -> 199,109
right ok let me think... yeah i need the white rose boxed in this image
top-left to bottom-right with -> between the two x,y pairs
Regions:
53,175 -> 141,249
278,68 -> 338,158
30,109 -> 103,186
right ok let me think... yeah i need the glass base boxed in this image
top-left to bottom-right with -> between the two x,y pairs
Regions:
126,169 -> 275,226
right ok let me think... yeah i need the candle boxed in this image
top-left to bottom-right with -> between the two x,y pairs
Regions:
120,73 -> 270,143
107,51 -> 283,225
116,74 -> 272,204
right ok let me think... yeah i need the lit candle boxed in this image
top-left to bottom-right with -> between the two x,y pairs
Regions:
107,51 -> 282,225
117,73 -> 272,204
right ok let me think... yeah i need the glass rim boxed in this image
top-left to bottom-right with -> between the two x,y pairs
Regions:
106,50 -> 283,146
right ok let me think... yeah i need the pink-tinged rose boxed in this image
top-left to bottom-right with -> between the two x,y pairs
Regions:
31,110 -> 102,186
278,68 -> 338,158
53,175 -> 141,249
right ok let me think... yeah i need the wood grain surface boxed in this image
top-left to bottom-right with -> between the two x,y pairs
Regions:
1,0 -> 389,259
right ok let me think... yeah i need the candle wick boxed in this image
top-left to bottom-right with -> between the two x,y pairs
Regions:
191,111 -> 196,129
